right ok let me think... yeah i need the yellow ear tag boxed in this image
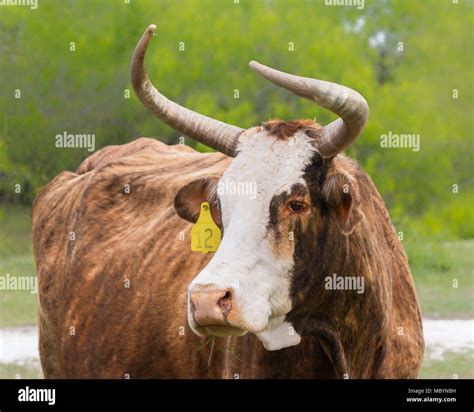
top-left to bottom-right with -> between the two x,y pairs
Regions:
191,202 -> 221,253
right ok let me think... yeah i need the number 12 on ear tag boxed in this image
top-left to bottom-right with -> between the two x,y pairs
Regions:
191,202 -> 221,253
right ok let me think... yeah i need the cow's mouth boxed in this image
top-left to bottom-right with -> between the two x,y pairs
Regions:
201,324 -> 247,338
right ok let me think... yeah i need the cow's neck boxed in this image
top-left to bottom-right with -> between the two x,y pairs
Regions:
287,207 -> 396,378
204,333 -> 334,379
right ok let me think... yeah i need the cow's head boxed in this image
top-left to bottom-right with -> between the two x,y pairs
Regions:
132,25 -> 368,351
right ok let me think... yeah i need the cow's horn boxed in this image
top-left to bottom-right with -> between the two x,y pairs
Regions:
131,25 -> 244,157
249,61 -> 368,157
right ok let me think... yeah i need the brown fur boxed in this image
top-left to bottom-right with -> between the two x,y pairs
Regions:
32,133 -> 424,378
33,138 -> 233,378
287,154 -> 424,378
263,119 -> 321,140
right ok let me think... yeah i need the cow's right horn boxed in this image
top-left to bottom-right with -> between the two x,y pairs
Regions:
131,25 -> 244,157
249,61 -> 369,158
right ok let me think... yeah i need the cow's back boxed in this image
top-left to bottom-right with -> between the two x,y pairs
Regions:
32,138 -> 232,378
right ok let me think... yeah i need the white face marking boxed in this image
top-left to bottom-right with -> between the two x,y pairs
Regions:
188,128 -> 317,350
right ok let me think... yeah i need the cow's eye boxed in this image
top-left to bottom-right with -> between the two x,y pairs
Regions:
288,201 -> 306,213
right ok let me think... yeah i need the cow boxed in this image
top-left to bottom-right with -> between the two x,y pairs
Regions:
32,25 -> 424,379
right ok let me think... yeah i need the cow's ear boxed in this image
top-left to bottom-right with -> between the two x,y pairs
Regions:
322,171 -> 362,233
174,177 -> 221,225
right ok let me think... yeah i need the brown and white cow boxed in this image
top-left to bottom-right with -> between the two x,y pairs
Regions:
32,25 -> 424,378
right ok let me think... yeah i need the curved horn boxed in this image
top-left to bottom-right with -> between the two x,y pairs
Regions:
131,25 -> 243,157
249,61 -> 368,157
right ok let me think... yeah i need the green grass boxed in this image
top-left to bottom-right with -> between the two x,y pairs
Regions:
0,205 -> 37,328
420,349 -> 474,379
405,239 -> 474,319
0,362 -> 43,379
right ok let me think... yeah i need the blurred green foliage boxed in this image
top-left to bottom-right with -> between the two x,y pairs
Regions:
0,0 -> 472,239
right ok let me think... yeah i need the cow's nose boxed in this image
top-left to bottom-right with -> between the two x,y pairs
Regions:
190,288 -> 232,326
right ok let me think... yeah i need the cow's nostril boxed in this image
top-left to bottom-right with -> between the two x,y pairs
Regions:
217,291 -> 232,314
190,299 -> 196,313
189,288 -> 234,326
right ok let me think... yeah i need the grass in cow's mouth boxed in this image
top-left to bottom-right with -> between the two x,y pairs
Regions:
195,336 -> 214,352
195,336 -> 242,363
227,347 -> 242,363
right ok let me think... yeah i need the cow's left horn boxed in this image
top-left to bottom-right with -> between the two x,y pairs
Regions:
249,61 -> 368,157
131,25 -> 244,157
